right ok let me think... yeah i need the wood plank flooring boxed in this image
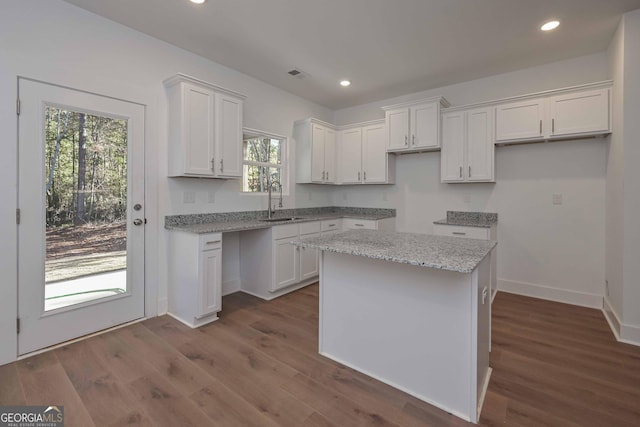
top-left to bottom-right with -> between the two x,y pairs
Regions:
2,285 -> 640,426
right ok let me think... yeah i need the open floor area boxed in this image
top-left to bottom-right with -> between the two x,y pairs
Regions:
1,286 -> 639,426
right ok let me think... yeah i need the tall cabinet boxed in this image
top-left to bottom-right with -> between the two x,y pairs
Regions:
295,118 -> 337,184
164,74 -> 245,178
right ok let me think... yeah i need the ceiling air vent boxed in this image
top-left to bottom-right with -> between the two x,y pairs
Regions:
287,68 -> 307,79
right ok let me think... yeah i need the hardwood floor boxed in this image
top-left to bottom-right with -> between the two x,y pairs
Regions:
2,285 -> 640,426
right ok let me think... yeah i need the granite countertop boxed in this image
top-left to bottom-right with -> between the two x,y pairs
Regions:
292,229 -> 496,274
165,207 -> 395,234
433,211 -> 498,228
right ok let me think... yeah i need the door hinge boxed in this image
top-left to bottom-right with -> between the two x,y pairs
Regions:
16,99 -> 20,116
16,208 -> 20,225
17,318 -> 20,334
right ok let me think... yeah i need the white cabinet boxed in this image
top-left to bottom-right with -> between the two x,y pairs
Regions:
240,221 -> 323,299
320,219 -> 343,236
342,217 -> 396,231
165,74 -> 245,178
296,119 -> 337,184
495,85 -> 610,144
383,97 -> 450,153
338,121 -> 395,184
168,232 -> 222,328
441,107 -> 495,183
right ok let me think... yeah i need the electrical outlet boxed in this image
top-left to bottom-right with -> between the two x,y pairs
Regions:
208,191 -> 216,204
183,191 -> 196,204
552,193 -> 563,205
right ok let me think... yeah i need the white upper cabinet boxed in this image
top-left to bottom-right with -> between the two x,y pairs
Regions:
339,127 -> 363,184
296,119 -> 336,184
547,88 -> 610,138
383,97 -> 450,153
495,99 -> 544,142
441,106 -> 494,183
165,74 -> 245,178
495,83 -> 611,144
337,121 -> 394,185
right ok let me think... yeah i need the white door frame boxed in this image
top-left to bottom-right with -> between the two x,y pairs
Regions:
17,77 -> 149,355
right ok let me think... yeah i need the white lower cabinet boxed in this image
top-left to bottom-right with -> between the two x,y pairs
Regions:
342,217 -> 396,231
240,221 -> 323,299
168,232 -> 222,328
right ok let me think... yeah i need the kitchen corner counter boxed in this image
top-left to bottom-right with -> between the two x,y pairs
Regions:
293,229 -> 496,273
433,210 -> 498,228
164,207 -> 396,234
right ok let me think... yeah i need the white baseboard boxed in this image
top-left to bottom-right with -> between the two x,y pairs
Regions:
222,279 -> 242,296
602,296 -> 640,347
497,279 -> 603,309
157,298 -> 168,315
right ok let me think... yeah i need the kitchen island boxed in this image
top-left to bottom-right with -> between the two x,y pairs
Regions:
293,229 -> 496,423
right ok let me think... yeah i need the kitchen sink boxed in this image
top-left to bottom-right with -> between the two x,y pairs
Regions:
260,217 -> 304,223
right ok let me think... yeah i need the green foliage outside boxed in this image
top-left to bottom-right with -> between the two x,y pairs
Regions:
243,137 -> 283,192
45,107 -> 128,228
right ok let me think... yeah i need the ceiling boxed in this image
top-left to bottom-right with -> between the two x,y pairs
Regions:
63,0 -> 640,109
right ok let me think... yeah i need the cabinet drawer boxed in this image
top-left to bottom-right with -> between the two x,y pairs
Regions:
343,219 -> 377,230
272,223 -> 299,239
433,224 -> 489,240
321,219 -> 342,232
300,221 -> 321,235
199,233 -> 222,251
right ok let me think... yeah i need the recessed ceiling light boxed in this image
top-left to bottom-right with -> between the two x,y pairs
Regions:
340,80 -> 351,87
540,20 -> 560,31
190,0 -> 206,4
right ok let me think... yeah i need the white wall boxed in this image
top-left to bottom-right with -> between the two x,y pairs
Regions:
0,0 -> 333,365
332,55 -> 610,308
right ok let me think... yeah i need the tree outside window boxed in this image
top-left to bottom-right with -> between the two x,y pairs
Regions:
242,130 -> 286,193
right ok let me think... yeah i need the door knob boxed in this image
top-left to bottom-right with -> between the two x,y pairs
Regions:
133,218 -> 144,226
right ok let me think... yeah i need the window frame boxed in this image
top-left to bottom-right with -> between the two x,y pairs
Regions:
241,127 -> 288,195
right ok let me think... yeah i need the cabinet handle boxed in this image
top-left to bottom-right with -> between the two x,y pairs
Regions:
205,240 -> 221,245
322,171 -> 326,180
539,119 -> 542,135
452,232 -> 466,236
220,159 -> 224,173
459,166 -> 462,178
358,171 -> 361,181
211,157 -> 215,173
469,165 -> 471,177
552,118 -> 555,133
354,223 -> 364,227
363,171 -> 367,181
328,224 -> 336,227
405,135 -> 408,146
412,134 -> 415,145
326,171 -> 329,181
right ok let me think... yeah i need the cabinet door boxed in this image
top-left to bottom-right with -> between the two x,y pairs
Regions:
548,88 -> 610,137
362,124 -> 387,183
324,128 -> 337,183
299,232 -> 320,281
466,107 -> 494,182
495,98 -> 544,142
441,111 -> 465,182
272,238 -> 299,291
343,219 -> 377,230
311,124 -> 326,182
411,102 -> 440,149
340,128 -> 362,184
386,108 -> 409,151
183,83 -> 215,175
216,94 -> 243,178
199,248 -> 222,316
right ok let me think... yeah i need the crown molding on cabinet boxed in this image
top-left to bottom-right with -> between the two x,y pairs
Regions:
163,73 -> 247,100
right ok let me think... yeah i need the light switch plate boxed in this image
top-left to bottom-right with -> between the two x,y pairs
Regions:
183,191 -> 196,203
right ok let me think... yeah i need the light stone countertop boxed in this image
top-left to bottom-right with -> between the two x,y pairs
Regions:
433,211 -> 498,228
292,229 -> 496,273
165,207 -> 395,234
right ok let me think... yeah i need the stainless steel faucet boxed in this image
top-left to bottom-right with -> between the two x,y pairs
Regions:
267,178 -> 283,219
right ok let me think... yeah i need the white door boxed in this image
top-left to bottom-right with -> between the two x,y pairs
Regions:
411,102 -> 440,149
495,99 -> 544,141
216,93 -> 243,178
386,108 -> 409,151
18,78 -> 145,355
324,129 -> 336,183
299,232 -> 320,281
183,82 -> 215,176
272,238 -> 299,291
200,248 -> 222,316
311,124 -> 325,182
340,128 -> 362,184
466,107 -> 494,182
547,89 -> 610,137
362,123 -> 387,183
441,111 -> 465,182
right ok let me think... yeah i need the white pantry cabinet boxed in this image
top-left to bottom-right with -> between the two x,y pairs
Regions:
296,119 -> 337,183
495,83 -> 610,144
168,232 -> 222,328
383,97 -> 450,153
441,106 -> 495,183
338,121 -> 395,184
164,74 -> 245,178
